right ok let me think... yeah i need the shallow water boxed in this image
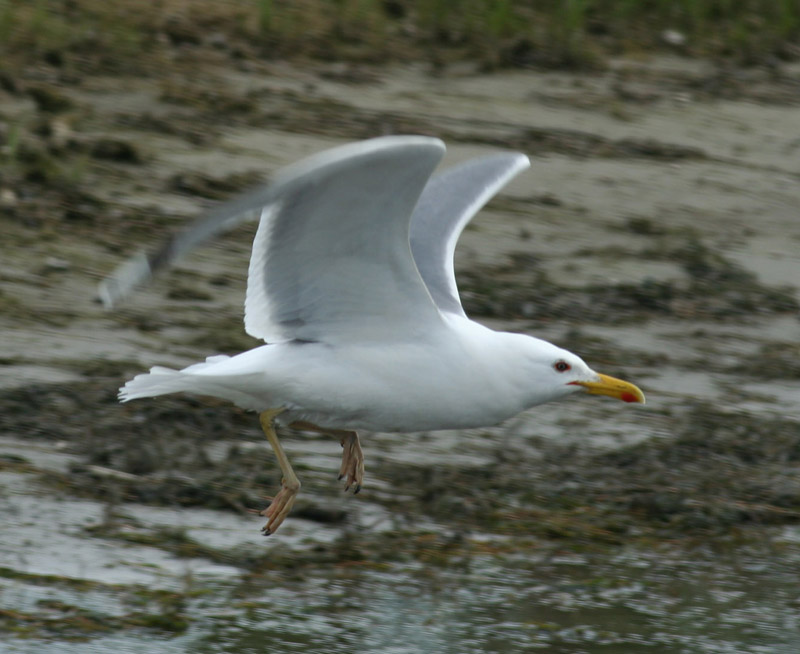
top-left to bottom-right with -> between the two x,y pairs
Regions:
6,534 -> 800,653
3,424 -> 800,653
210,548 -> 800,654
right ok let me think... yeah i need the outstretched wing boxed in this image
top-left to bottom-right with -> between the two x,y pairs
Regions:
99,139 -> 529,342
243,136 -> 446,344
409,153 -> 529,316
99,184 -> 271,309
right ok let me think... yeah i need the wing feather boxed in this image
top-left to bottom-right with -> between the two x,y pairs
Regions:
244,136 -> 446,344
409,153 -> 529,316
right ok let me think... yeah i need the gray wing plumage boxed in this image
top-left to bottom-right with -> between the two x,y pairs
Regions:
98,184 -> 272,309
98,137 -> 447,327
98,138 -> 530,343
243,136 -> 446,344
409,152 -> 530,316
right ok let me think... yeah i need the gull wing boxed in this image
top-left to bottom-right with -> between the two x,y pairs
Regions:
409,152 -> 530,316
99,183 -> 271,309
243,136 -> 446,344
97,138 -> 445,318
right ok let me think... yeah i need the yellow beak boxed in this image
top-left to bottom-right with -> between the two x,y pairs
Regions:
569,373 -> 646,404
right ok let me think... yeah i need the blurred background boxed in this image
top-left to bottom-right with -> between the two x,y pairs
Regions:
1,1 -> 800,652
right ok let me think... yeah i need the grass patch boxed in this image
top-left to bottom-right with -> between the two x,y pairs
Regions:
1,0 -> 798,76
0,0 -> 151,74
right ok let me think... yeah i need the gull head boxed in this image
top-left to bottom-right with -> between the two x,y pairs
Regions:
515,336 -> 646,406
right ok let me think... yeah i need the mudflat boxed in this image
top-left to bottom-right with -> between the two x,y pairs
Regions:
1,8 -> 799,652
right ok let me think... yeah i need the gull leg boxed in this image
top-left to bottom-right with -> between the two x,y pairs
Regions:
290,421 -> 365,493
259,409 -> 300,536
337,431 -> 364,494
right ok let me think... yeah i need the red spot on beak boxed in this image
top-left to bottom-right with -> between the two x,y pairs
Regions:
621,392 -> 638,403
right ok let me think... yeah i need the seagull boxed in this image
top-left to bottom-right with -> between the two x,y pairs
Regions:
109,136 -> 645,535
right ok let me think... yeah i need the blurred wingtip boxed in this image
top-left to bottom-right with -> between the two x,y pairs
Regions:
98,251 -> 152,310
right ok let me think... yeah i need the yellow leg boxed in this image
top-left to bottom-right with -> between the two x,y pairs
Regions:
259,409 -> 300,536
290,420 -> 365,493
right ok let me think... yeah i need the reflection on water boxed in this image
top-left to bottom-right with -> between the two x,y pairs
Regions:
191,538 -> 800,654
4,527 -> 800,653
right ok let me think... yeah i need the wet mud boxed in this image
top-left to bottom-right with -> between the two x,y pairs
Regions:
2,18 -> 800,654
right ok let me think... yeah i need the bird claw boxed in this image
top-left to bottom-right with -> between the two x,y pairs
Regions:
260,482 -> 300,536
339,432 -> 364,494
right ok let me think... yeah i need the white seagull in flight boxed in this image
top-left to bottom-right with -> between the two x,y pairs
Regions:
107,136 -> 645,535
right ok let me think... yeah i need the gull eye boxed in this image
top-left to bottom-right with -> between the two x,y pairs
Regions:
553,360 -> 571,373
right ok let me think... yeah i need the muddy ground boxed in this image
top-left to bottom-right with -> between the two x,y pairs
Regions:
1,26 -> 800,654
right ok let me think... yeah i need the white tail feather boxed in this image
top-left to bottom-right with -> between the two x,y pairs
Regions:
119,367 -> 190,402
119,354 -> 266,411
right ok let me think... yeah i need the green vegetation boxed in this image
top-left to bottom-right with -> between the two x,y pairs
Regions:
252,0 -> 800,66
1,0 -> 798,73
